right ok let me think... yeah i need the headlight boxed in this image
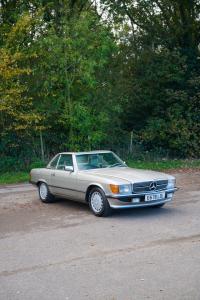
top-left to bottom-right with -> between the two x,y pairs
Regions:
119,184 -> 132,194
167,178 -> 176,189
110,184 -> 131,194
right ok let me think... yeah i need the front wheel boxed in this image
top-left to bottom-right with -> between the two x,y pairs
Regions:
88,187 -> 112,217
38,182 -> 55,203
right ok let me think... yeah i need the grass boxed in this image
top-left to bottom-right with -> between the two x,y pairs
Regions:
127,159 -> 200,171
0,172 -> 29,185
0,159 -> 200,185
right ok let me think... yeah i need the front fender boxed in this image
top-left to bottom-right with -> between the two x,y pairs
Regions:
36,178 -> 48,185
85,182 -> 108,202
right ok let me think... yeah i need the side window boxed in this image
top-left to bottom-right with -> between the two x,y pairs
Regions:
49,155 -> 60,169
57,154 -> 73,170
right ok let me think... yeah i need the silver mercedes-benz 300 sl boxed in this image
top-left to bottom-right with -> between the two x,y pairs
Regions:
30,150 -> 178,217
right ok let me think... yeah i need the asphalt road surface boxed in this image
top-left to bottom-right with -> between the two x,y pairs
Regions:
0,172 -> 200,300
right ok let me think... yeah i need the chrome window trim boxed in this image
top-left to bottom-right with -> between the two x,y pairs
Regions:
55,154 -> 61,169
56,153 -> 74,170
47,154 -> 60,169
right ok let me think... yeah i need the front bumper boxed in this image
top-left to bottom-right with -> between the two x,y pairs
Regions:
107,188 -> 178,209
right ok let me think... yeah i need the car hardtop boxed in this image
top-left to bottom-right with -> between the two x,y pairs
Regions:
57,150 -> 113,156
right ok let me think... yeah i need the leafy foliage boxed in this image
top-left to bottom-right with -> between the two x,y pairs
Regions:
100,0 -> 200,157
0,0 -> 200,173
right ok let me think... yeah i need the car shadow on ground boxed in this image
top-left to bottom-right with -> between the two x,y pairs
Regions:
54,197 -> 176,220
54,197 -> 91,214
110,205 -> 175,219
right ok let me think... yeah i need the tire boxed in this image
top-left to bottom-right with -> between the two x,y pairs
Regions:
88,187 -> 112,217
152,203 -> 165,208
38,182 -> 55,203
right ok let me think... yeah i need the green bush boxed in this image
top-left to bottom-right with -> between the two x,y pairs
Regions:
0,156 -> 24,173
0,156 -> 46,173
29,160 -> 46,170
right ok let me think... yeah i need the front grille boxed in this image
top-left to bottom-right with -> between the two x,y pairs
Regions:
132,180 -> 168,193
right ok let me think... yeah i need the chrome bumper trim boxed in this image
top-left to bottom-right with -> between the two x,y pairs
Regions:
106,187 -> 178,199
109,198 -> 172,209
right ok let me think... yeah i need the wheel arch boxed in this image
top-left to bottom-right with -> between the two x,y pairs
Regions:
36,179 -> 48,187
85,183 -> 106,202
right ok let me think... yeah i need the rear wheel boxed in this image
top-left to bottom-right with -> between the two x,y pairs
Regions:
88,187 -> 112,217
38,182 -> 55,203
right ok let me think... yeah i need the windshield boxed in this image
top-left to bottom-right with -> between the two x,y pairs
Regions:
76,152 -> 125,170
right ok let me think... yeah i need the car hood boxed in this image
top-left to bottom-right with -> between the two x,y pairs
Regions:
86,167 -> 172,183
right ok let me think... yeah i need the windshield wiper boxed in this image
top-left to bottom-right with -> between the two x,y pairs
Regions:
108,163 -> 123,168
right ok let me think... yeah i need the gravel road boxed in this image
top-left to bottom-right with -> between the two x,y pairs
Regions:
0,172 -> 200,300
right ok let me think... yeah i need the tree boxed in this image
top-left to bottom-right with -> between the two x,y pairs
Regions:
0,12 -> 42,162
99,0 -> 200,157
24,2 -> 116,152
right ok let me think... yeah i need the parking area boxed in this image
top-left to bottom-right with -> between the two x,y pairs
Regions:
0,171 -> 200,300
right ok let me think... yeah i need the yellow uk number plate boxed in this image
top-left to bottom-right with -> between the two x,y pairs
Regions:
145,192 -> 165,202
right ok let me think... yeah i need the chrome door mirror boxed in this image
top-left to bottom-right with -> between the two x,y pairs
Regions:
64,166 -> 74,172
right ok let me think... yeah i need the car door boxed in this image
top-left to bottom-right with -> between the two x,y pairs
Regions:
45,154 -> 60,194
50,154 -> 78,200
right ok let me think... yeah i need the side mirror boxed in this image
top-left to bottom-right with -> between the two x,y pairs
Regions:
64,166 -> 74,172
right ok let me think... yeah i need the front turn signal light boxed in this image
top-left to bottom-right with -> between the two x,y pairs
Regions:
110,184 -> 119,194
